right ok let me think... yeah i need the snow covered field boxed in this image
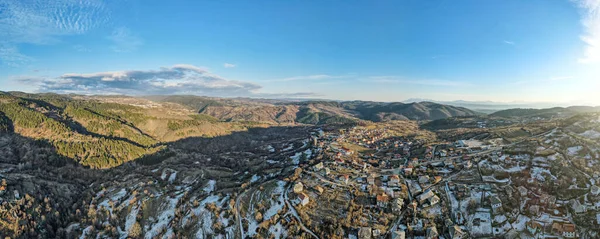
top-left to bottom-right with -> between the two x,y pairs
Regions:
581,130 -> 600,139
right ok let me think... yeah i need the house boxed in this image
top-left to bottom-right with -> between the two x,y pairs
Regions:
571,199 -> 587,214
538,194 -> 556,208
313,185 -> 324,194
389,175 -> 400,185
392,198 -> 404,212
426,226 -> 438,239
339,174 -> 349,184
429,195 -> 440,206
418,175 -> 430,185
403,166 -> 413,175
526,221 -> 542,236
440,150 -> 447,157
321,167 -> 330,176
293,182 -> 304,193
313,162 -> 324,171
562,224 -> 576,238
464,160 -> 472,169
518,186 -> 528,197
449,225 -> 465,239
417,190 -> 435,204
592,185 -> 600,195
552,222 -> 562,234
529,205 -> 540,216
392,230 -> 406,239
552,223 -> 576,238
377,194 -> 390,208
358,227 -> 372,239
491,196 -> 502,212
297,193 -> 309,206
367,174 -> 376,185
434,176 -> 442,184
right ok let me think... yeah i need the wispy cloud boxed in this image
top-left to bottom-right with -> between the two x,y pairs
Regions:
0,45 -> 33,66
223,63 -> 236,68
367,76 -> 472,87
0,0 -> 109,66
572,0 -> 600,64
14,64 -> 316,98
503,40 -> 515,45
107,27 -> 143,52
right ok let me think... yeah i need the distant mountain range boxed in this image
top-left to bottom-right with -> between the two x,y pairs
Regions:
489,106 -> 600,118
403,98 -> 581,114
150,95 -> 479,124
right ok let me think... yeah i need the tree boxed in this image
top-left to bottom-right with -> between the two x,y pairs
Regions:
129,222 -> 142,238
0,179 -> 7,192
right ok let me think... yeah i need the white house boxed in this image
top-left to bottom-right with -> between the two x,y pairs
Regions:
491,196 -> 502,211
298,193 -> 309,206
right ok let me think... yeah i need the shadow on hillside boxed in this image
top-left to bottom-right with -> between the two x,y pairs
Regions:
128,125 -> 317,169
0,111 -> 14,133
0,131 -> 112,195
1,122 -> 321,174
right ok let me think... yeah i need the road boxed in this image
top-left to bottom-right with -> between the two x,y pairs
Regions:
306,171 -> 349,188
283,185 -> 321,239
235,187 -> 249,239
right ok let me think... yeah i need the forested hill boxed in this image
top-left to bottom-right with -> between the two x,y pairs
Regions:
150,95 -> 478,124
0,92 -> 263,169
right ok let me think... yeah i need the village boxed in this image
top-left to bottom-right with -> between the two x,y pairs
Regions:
280,122 -> 600,239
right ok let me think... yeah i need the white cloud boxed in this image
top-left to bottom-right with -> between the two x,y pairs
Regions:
573,0 -> 600,64
14,64 -> 320,98
16,64 -> 315,98
0,0 -> 109,65
223,63 -> 236,68
107,27 -> 143,52
503,40 -> 515,45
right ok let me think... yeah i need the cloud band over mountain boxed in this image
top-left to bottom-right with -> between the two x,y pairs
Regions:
17,64 -> 317,98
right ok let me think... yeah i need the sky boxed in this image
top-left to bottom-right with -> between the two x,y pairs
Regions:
1,0 -> 600,106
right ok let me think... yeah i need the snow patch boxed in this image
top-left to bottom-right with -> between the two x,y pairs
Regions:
144,193 -> 184,239
568,146 -> 583,156
204,180 -> 216,193
581,130 -> 600,139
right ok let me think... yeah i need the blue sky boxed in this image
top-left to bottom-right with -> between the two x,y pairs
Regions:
1,0 -> 599,105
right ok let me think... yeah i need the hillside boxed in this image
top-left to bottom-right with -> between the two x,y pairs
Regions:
152,96 -> 478,124
0,92 -> 265,169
